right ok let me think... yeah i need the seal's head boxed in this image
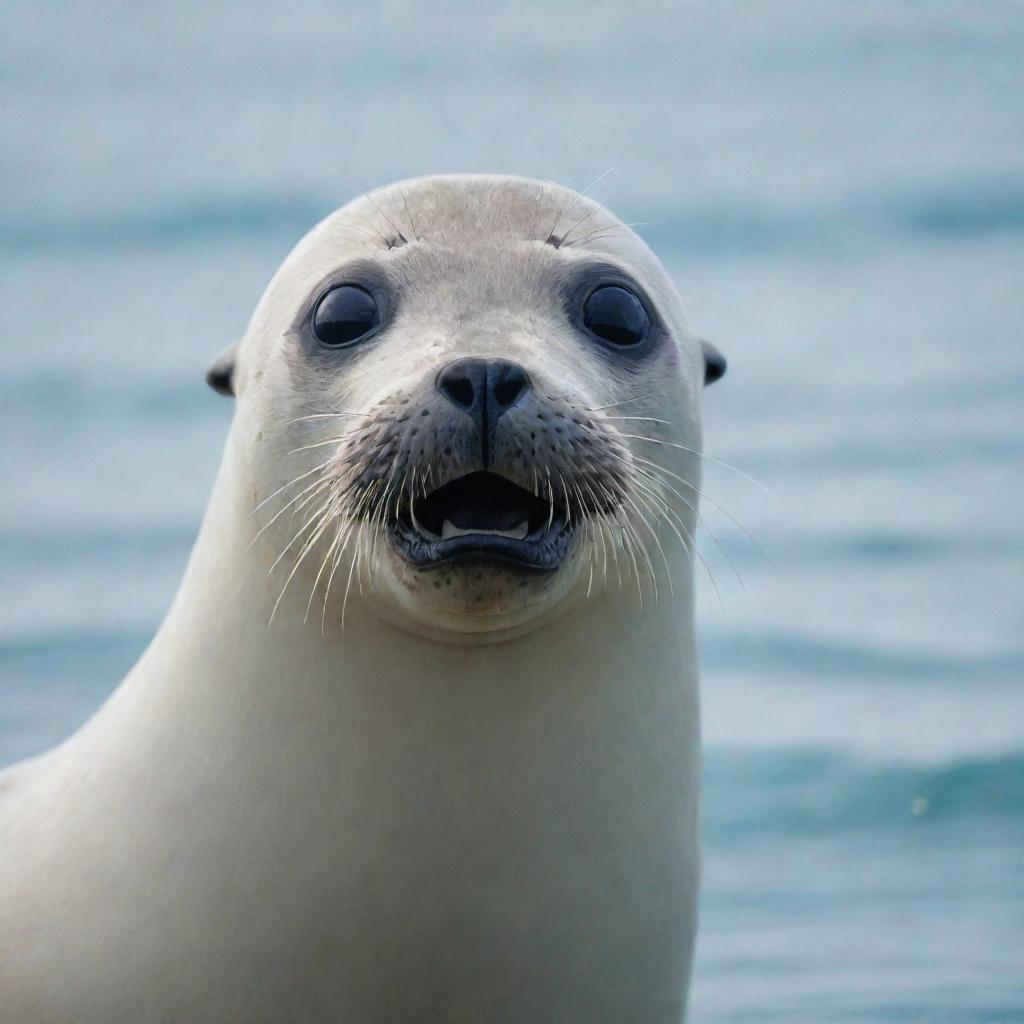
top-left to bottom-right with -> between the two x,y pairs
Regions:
213,175 -> 724,641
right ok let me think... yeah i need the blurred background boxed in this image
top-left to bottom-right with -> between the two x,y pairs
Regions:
3,1 -> 1022,1019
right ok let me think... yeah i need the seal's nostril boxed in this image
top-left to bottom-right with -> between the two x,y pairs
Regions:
492,363 -> 531,409
446,377 -> 475,409
437,359 -> 485,411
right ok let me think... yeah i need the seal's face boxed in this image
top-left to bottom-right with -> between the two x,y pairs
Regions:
231,176 -> 718,640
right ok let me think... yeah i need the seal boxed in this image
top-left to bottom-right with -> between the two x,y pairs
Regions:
0,174 -> 725,1022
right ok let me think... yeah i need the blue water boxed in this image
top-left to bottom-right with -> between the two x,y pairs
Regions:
3,2 -> 1023,1019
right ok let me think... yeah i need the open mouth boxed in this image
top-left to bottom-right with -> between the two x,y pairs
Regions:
390,471 -> 574,570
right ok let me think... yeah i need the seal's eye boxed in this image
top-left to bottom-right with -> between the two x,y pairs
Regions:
313,285 -> 380,347
581,285 -> 648,348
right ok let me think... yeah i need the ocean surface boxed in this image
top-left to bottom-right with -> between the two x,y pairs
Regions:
3,2 -> 1022,1019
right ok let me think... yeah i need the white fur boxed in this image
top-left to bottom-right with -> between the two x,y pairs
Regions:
0,175 -> 706,1022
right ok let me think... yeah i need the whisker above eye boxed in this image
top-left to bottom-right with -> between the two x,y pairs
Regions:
544,166 -> 616,246
563,222 -> 649,249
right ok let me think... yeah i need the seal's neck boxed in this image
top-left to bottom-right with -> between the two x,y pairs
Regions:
60,439 -> 701,1021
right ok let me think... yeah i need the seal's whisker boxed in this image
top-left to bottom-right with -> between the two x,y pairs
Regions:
339,176 -> 405,247
367,481 -> 394,585
340,523 -> 363,632
601,415 -> 673,426
320,523 -> 349,634
352,486 -> 374,598
382,451 -> 404,492
354,480 -> 387,597
408,467 -> 427,536
265,486 -> 339,581
358,188 -> 409,247
627,469 -> 726,611
393,470 -> 409,521
632,464 -> 746,593
371,499 -> 389,580
363,502 -> 385,592
616,510 -> 648,610
579,391 -> 657,413
565,231 -> 628,250
624,489 -> 675,600
559,472 -> 572,527
252,462 -> 336,527
358,497 -> 382,598
627,471 -> 696,552
286,412 -> 375,426
571,478 -> 599,572
617,434 -> 775,498
269,501 -> 336,626
619,492 -> 664,603
251,457 -> 335,516
352,213 -> 396,248
695,542 -> 725,612
543,466 -> 555,531
250,475 -> 335,550
305,520 -> 344,626
578,478 -> 612,584
322,510 -> 363,634
600,515 -> 614,588
287,431 -> 361,456
629,469 -> 724,610
584,523 -> 595,599
557,203 -> 603,245
632,480 -> 698,571
397,186 -> 420,243
317,481 -> 383,630
564,221 -> 648,248
545,166 -> 616,244
629,452 -> 773,572
332,222 -> 394,248
609,445 -> 748,595
593,479 -> 624,589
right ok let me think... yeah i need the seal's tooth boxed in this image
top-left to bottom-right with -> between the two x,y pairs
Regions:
441,519 -> 529,541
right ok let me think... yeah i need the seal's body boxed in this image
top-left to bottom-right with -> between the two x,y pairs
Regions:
0,175 -> 722,1023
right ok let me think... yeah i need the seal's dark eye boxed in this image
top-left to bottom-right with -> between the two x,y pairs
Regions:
313,285 -> 380,347
581,285 -> 648,347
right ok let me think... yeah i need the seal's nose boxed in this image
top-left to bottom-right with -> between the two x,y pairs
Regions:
436,357 -> 532,429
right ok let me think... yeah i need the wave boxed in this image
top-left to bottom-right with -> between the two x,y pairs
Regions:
3,179 -> 1022,257
700,631 -> 1024,683
751,531 -> 1017,566
0,195 -> 331,255
0,371 -> 232,422
0,526 -> 195,568
704,748 -> 1024,840
0,628 -> 149,676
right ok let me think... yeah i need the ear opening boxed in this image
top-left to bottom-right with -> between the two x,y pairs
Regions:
206,343 -> 238,397
701,339 -> 726,386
